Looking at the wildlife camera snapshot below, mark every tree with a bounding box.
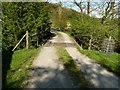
[101,0,117,23]
[74,0,84,13]
[74,0,100,16]
[2,2,51,50]
[87,0,90,15]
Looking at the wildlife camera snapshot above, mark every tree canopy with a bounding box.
[2,2,51,50]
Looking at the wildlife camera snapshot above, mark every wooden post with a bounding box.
[88,35,92,50]
[26,31,28,49]
[80,44,83,50]
[37,41,38,46]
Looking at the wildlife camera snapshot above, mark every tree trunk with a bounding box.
[26,31,28,49]
[74,1,83,13]
[101,0,115,23]
[87,0,90,16]
[111,0,115,19]
[101,2,110,23]
[58,2,62,29]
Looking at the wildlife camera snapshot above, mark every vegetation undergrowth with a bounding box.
[6,47,41,88]
[57,46,91,88]
[77,47,120,77]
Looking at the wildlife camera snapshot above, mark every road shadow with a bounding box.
[2,47,13,88]
[25,66,80,88]
[74,58,120,88]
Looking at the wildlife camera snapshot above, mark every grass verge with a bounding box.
[6,47,41,88]
[77,47,120,77]
[57,46,90,88]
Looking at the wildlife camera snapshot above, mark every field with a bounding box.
[6,47,41,88]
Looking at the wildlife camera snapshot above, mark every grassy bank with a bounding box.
[57,47,90,88]
[6,47,41,88]
[77,47,120,77]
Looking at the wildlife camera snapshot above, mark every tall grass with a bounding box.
[77,47,120,77]
[6,47,41,88]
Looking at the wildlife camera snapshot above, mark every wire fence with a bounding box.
[101,36,115,53]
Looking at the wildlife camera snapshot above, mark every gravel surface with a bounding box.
[59,32,120,88]
[66,47,120,88]
[26,31,120,88]
[25,32,79,88]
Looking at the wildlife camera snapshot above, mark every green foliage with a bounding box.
[7,47,41,88]
[2,2,51,50]
[49,3,74,29]
[69,15,119,51]
[77,47,120,76]
[49,3,119,52]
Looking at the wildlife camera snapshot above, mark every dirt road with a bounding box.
[26,31,119,88]
[59,32,120,88]
[26,32,79,88]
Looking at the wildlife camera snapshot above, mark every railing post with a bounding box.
[88,35,92,50]
[26,31,28,49]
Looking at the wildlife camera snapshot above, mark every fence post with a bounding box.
[26,31,28,49]
[88,35,92,50]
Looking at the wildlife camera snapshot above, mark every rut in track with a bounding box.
[26,31,120,88]
[25,32,79,88]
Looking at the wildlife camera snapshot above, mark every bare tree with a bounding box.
[101,0,116,23]
[111,0,115,19]
[74,0,103,16]
[73,0,86,13]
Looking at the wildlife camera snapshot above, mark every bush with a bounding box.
[2,2,51,50]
